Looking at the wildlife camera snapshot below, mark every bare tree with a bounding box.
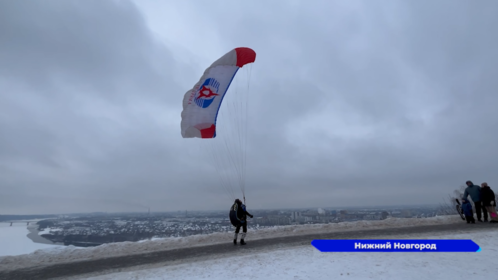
[437,194,457,215]
[438,185,470,215]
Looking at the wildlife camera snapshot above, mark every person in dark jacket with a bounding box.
[480,182,496,206]
[461,198,475,224]
[462,180,485,222]
[229,199,253,245]
[481,182,497,223]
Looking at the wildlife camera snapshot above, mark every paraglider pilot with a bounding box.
[230,199,253,245]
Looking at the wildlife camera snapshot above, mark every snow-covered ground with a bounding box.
[0,215,463,271]
[0,222,60,257]
[79,229,498,280]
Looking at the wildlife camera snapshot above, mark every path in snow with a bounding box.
[0,218,497,280]
[80,229,498,280]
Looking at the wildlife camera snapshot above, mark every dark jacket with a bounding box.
[229,201,252,226]
[481,186,496,206]
[461,200,473,217]
[463,181,481,202]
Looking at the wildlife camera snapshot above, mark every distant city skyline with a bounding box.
[1,202,445,218]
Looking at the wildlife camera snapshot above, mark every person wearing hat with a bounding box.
[462,180,484,222]
[229,199,254,245]
[481,182,496,222]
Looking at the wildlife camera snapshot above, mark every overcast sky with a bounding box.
[1,0,497,214]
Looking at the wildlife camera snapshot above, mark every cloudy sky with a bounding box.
[1,0,497,214]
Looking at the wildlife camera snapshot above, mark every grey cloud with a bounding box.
[1,0,498,214]
[194,0,498,207]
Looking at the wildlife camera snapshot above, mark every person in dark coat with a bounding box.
[462,180,485,222]
[461,198,475,224]
[481,182,497,223]
[229,199,253,245]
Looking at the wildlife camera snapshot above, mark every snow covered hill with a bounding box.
[79,229,498,280]
[0,215,464,272]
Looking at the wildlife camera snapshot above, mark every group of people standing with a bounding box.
[461,180,498,223]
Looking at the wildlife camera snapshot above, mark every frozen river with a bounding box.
[0,222,61,257]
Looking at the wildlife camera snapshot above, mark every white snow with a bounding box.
[0,223,61,257]
[0,215,462,271]
[38,227,51,235]
[38,227,63,235]
[114,220,127,226]
[80,229,498,280]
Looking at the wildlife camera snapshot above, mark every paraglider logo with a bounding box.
[194,78,220,108]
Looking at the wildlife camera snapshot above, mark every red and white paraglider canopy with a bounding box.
[181,47,256,139]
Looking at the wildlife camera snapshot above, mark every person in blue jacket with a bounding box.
[229,199,253,245]
[461,198,475,224]
[462,180,485,222]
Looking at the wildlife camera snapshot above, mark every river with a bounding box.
[0,221,61,257]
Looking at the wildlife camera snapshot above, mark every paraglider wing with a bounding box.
[181,47,256,138]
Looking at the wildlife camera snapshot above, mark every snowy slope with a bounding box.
[0,215,462,271]
[80,229,498,280]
